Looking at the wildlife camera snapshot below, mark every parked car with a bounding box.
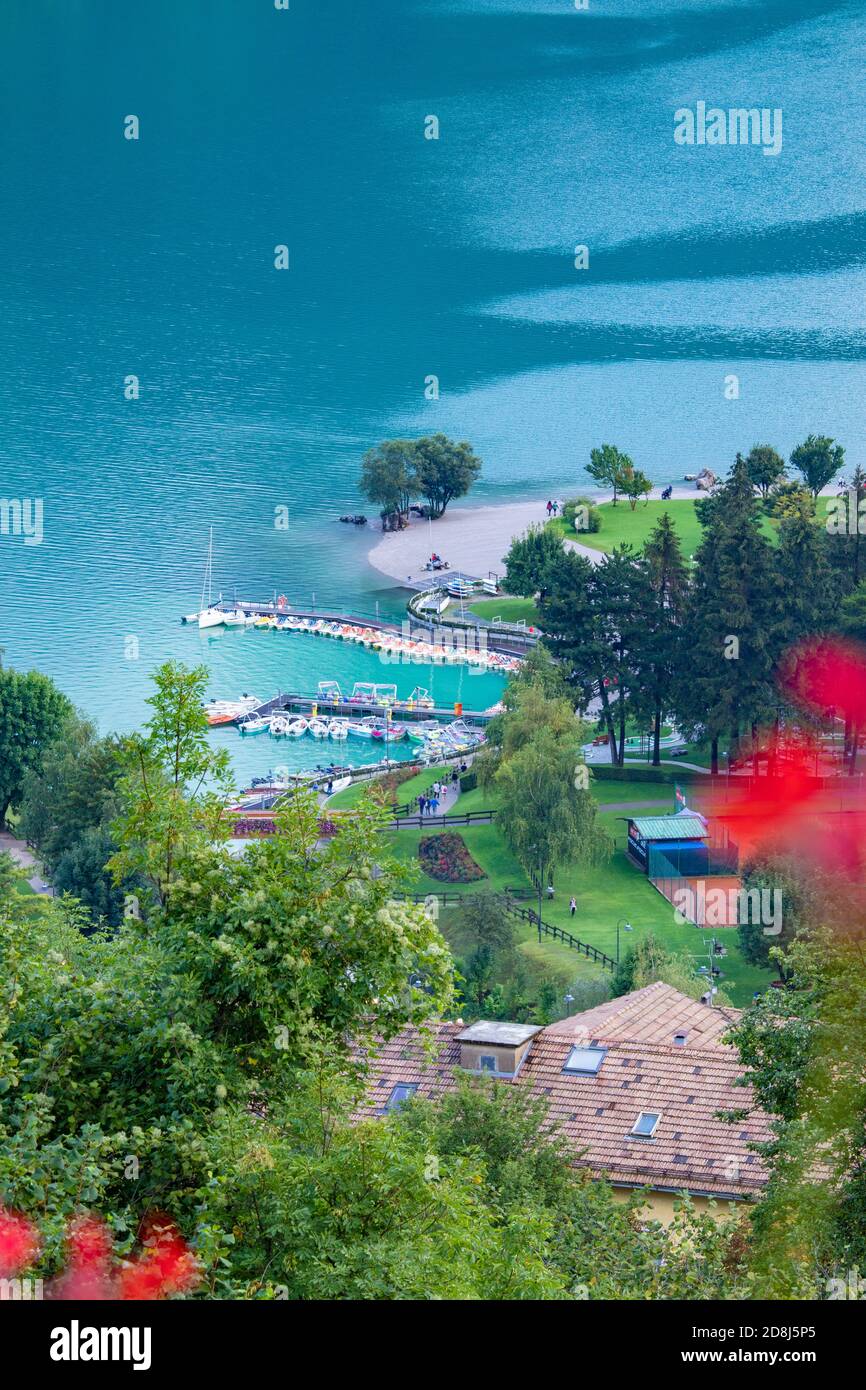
[667,744,690,757]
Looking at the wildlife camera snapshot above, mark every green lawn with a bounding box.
[381,789,773,1005]
[326,767,447,811]
[585,778,674,807]
[550,498,775,559]
[385,821,530,899]
[466,596,540,626]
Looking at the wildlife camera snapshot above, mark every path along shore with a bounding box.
[366,487,703,589]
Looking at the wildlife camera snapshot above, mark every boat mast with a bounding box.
[201,527,214,612]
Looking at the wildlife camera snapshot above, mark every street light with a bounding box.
[616,918,633,964]
[529,844,545,943]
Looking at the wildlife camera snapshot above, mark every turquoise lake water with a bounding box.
[1,0,864,777]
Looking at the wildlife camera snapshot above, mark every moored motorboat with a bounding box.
[239,715,270,736]
[308,718,330,739]
[286,717,308,737]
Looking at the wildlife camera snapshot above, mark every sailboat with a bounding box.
[198,528,225,629]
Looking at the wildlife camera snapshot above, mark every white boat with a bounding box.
[222,608,248,627]
[269,716,289,737]
[308,718,329,739]
[329,719,349,740]
[286,717,308,738]
[239,715,270,736]
[346,719,376,738]
[198,528,225,628]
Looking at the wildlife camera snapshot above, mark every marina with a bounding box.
[181,599,528,672]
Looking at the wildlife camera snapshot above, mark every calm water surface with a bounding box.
[0,0,863,773]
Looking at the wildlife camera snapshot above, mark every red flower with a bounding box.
[0,1208,38,1277]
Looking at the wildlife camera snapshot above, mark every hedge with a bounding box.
[589,764,702,785]
[459,772,477,793]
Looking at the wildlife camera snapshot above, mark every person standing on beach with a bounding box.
[546,499,552,517]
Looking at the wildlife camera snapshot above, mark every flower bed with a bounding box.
[418,832,485,883]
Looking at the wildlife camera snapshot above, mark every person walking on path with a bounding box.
[569,896,577,917]
[419,795,427,817]
[430,794,439,816]
[545,499,552,517]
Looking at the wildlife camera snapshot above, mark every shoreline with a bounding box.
[365,486,708,589]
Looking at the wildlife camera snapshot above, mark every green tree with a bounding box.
[673,455,780,774]
[612,933,704,997]
[18,713,130,925]
[0,667,73,822]
[745,444,786,499]
[587,443,633,506]
[631,515,690,765]
[412,433,481,518]
[619,463,653,510]
[503,524,565,600]
[730,928,866,1293]
[0,851,17,906]
[538,549,622,762]
[109,661,234,905]
[478,682,610,895]
[790,434,845,498]
[359,438,418,517]
[736,851,816,975]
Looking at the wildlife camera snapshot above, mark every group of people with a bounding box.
[417,769,459,817]
[545,499,561,517]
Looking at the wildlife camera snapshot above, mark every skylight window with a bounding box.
[631,1111,661,1138]
[385,1083,419,1113]
[563,1045,607,1075]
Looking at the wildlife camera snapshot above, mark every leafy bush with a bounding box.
[419,832,485,883]
[459,771,477,793]
[562,496,601,534]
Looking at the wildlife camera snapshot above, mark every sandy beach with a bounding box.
[366,486,702,588]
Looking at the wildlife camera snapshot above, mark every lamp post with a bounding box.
[529,844,544,943]
[616,918,633,965]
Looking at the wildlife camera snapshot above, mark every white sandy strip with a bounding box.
[367,498,553,586]
[366,486,707,587]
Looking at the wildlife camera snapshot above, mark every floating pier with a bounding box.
[241,691,494,727]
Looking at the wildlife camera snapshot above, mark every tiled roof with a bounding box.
[356,985,771,1200]
[543,981,742,1048]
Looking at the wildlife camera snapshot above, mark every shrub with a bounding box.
[459,772,477,793]
[562,496,601,534]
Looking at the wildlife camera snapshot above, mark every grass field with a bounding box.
[379,779,772,1005]
[550,498,776,558]
[466,596,540,626]
[325,767,451,811]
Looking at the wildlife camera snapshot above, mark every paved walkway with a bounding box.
[0,831,53,894]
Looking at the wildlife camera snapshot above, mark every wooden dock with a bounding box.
[183,599,535,658]
[249,691,495,725]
